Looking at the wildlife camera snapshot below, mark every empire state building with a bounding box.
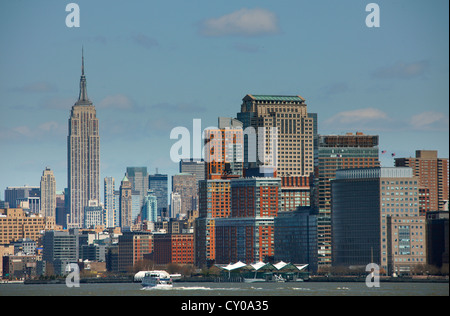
[68,50,100,228]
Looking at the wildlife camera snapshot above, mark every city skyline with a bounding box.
[0,0,449,199]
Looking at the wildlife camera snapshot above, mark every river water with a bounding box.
[0,281,448,296]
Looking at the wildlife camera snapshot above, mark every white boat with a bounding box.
[244,278,266,283]
[141,271,173,289]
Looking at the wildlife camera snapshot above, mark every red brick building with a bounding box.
[395,150,449,214]
[153,233,194,265]
[215,178,281,264]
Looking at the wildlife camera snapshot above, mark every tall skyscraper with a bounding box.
[40,167,56,219]
[204,117,244,180]
[148,173,168,217]
[237,94,316,177]
[142,190,158,223]
[180,159,206,183]
[125,167,148,208]
[104,177,116,228]
[172,173,198,217]
[67,50,100,228]
[395,150,449,213]
[119,176,132,229]
[170,192,182,219]
[313,132,380,266]
[195,179,231,267]
[215,177,281,264]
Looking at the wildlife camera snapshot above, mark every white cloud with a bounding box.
[199,8,279,37]
[409,111,449,131]
[324,108,449,133]
[0,121,64,141]
[98,94,135,110]
[325,108,388,125]
[372,60,429,79]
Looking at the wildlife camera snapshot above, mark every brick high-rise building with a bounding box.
[280,176,312,212]
[153,233,194,265]
[204,117,244,180]
[195,179,231,267]
[215,177,281,264]
[117,231,153,273]
[0,208,54,245]
[68,50,100,228]
[395,150,449,214]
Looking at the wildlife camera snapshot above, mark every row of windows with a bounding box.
[381,181,418,185]
[394,258,424,262]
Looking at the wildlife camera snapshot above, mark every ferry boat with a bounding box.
[141,271,173,289]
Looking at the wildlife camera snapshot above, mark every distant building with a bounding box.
[195,179,231,267]
[331,167,426,275]
[40,167,56,219]
[426,211,449,270]
[314,132,380,267]
[204,117,244,180]
[395,150,449,213]
[280,176,311,212]
[55,190,67,228]
[237,94,316,177]
[215,177,281,264]
[119,176,132,229]
[152,233,194,265]
[274,208,318,272]
[4,186,40,211]
[180,159,206,183]
[0,208,54,245]
[125,167,149,208]
[12,238,37,255]
[117,231,153,273]
[172,173,198,217]
[42,229,80,275]
[84,201,103,228]
[0,201,9,209]
[170,192,182,219]
[104,177,116,228]
[142,190,158,223]
[2,253,37,279]
[148,173,168,218]
[67,51,100,228]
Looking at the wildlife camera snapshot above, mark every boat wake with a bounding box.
[141,286,241,291]
[292,287,311,291]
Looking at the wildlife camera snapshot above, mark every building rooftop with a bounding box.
[245,94,305,102]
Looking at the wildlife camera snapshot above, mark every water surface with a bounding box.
[0,281,448,296]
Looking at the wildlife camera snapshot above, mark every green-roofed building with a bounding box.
[237,94,317,178]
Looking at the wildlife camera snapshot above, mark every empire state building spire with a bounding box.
[68,48,100,228]
[76,47,92,105]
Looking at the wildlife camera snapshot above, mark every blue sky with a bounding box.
[0,0,448,199]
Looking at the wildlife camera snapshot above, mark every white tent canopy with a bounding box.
[215,261,308,273]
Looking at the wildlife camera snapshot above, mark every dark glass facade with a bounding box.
[331,178,381,266]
